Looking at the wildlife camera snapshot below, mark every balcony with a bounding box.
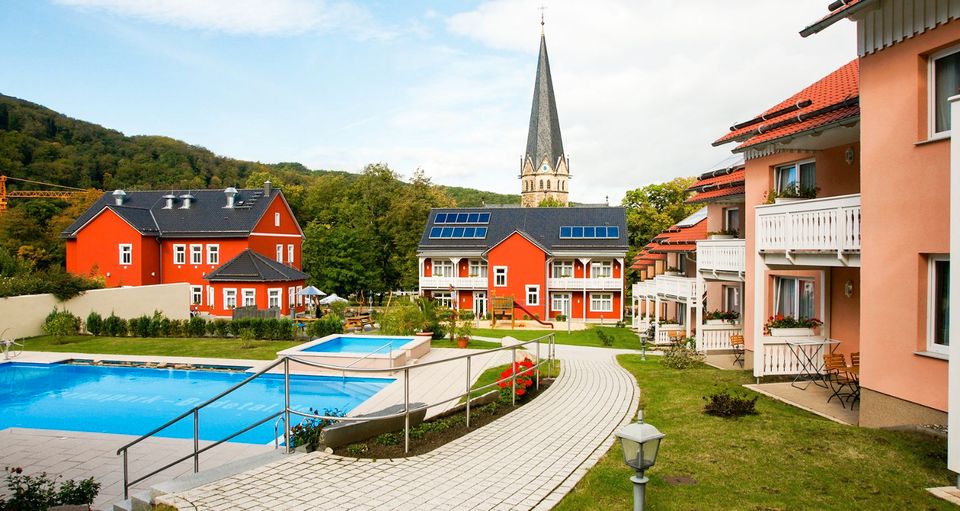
[756,193,861,267]
[655,275,700,303]
[547,277,622,291]
[697,239,745,279]
[419,276,488,289]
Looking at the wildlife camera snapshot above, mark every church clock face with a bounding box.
[541,164,549,173]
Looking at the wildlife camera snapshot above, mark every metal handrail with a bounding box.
[341,341,394,378]
[118,332,556,500]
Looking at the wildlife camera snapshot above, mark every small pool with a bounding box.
[0,362,393,444]
[279,334,432,369]
[303,336,415,354]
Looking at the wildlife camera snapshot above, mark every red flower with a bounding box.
[516,388,526,396]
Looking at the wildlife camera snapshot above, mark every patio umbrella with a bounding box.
[319,293,348,305]
[298,285,327,298]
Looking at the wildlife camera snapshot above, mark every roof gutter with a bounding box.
[732,96,858,149]
[800,0,877,37]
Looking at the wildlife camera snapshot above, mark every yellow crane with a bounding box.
[0,175,94,214]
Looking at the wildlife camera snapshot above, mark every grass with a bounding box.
[430,337,502,350]
[555,356,954,510]
[471,326,641,350]
[464,360,561,402]
[22,335,301,360]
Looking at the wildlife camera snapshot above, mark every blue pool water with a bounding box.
[303,336,413,354]
[0,362,392,444]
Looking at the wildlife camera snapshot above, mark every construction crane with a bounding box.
[0,175,94,214]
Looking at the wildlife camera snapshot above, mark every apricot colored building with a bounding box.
[61,183,307,317]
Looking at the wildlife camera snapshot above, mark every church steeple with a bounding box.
[521,25,569,207]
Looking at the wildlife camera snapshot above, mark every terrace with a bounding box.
[756,193,861,267]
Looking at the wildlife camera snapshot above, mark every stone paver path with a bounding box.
[158,345,639,510]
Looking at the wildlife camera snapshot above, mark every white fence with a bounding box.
[698,324,743,351]
[756,194,861,254]
[418,276,488,289]
[547,277,622,290]
[655,276,700,302]
[757,339,826,377]
[697,239,746,275]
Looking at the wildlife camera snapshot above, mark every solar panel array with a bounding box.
[430,211,491,239]
[429,226,489,239]
[559,226,621,239]
[434,212,491,224]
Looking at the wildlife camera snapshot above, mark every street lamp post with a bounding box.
[615,411,665,511]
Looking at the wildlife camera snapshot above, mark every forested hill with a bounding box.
[0,93,517,292]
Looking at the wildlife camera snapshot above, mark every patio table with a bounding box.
[784,338,840,390]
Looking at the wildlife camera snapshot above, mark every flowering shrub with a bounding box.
[704,309,739,323]
[763,315,823,335]
[290,407,346,451]
[0,466,100,510]
[498,358,536,401]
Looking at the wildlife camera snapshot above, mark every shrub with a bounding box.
[102,313,127,337]
[85,311,103,336]
[128,315,151,338]
[307,314,344,338]
[238,327,256,349]
[703,391,759,417]
[498,358,536,402]
[42,307,80,340]
[275,318,295,340]
[555,314,567,322]
[212,319,230,338]
[660,342,704,370]
[375,432,401,446]
[290,407,346,451]
[0,467,100,510]
[345,443,369,457]
[188,316,207,337]
[379,301,423,335]
[596,329,614,347]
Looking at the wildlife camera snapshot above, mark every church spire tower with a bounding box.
[520,19,569,207]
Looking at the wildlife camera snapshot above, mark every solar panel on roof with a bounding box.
[435,213,447,223]
[676,207,708,227]
[433,211,491,225]
[559,225,622,239]
[428,225,488,240]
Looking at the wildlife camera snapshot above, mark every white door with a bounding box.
[473,291,487,318]
[552,293,571,318]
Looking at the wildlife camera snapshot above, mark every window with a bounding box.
[724,208,740,233]
[723,285,741,315]
[551,293,571,313]
[190,244,203,265]
[775,160,816,195]
[526,285,540,306]
[207,244,219,265]
[774,277,815,319]
[468,259,488,278]
[287,244,294,265]
[559,226,621,239]
[207,286,214,308]
[677,303,687,325]
[118,244,132,265]
[289,287,296,310]
[591,261,613,279]
[590,293,613,312]
[268,288,282,309]
[552,261,574,278]
[546,180,551,190]
[173,245,186,265]
[928,255,950,354]
[931,46,960,135]
[676,256,686,274]
[494,267,507,287]
[433,260,454,278]
[224,289,237,309]
[274,212,281,227]
[191,286,203,305]
[296,286,303,306]
[242,289,256,307]
[539,180,544,190]
[276,244,283,263]
[433,291,453,308]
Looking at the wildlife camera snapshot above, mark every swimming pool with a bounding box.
[0,362,392,444]
[303,336,416,353]
[279,334,432,369]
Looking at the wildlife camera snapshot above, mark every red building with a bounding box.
[61,182,307,316]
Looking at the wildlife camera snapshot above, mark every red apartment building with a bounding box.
[61,182,307,317]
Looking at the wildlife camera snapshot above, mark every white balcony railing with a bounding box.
[655,275,700,302]
[632,281,656,298]
[756,193,861,255]
[697,239,746,275]
[418,276,488,289]
[757,338,826,377]
[697,324,743,352]
[548,277,622,291]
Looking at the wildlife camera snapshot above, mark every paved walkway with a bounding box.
[157,346,639,510]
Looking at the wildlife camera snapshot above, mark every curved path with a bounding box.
[158,346,639,511]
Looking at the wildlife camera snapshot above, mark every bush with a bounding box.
[345,443,369,457]
[41,307,80,340]
[276,318,295,340]
[703,391,759,417]
[188,316,207,337]
[379,301,423,335]
[211,319,230,337]
[375,432,401,446]
[555,314,567,322]
[0,467,100,510]
[290,407,346,451]
[102,313,127,337]
[307,314,344,338]
[128,315,151,338]
[238,327,256,349]
[85,311,103,336]
[660,342,704,370]
[596,329,614,347]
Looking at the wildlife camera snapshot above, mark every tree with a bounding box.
[537,197,565,208]
[622,176,698,251]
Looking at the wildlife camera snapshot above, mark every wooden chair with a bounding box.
[850,352,860,368]
[729,335,745,368]
[823,353,856,409]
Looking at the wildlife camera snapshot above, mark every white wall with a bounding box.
[0,283,191,339]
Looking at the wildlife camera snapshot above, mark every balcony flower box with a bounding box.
[663,271,680,276]
[708,234,735,240]
[773,197,804,204]
[763,315,822,336]
[706,319,735,326]
[768,327,816,337]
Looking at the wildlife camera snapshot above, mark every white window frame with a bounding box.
[773,276,816,319]
[118,244,132,265]
[274,212,281,227]
[173,244,186,265]
[468,259,488,278]
[591,261,613,279]
[590,292,613,313]
[191,285,203,305]
[268,288,282,309]
[722,285,741,315]
[296,285,303,306]
[242,288,256,307]
[724,208,740,233]
[927,254,950,355]
[190,244,203,265]
[552,260,574,278]
[929,44,960,138]
[224,288,238,309]
[206,244,219,265]
[433,291,454,308]
[526,285,540,306]
[287,244,295,265]
[276,244,283,263]
[551,292,571,312]
[289,287,296,310]
[494,266,508,287]
[774,159,816,195]
[433,260,454,278]
[207,286,215,308]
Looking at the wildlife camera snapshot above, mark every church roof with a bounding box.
[525,32,565,170]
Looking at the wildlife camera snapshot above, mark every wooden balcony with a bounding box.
[418,276,488,289]
[548,277,622,291]
[756,193,861,267]
[697,239,745,279]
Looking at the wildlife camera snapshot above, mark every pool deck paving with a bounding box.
[156,345,640,511]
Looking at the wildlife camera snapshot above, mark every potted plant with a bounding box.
[663,266,681,276]
[441,308,474,348]
[704,309,739,325]
[763,315,823,336]
[764,186,820,204]
[707,229,738,240]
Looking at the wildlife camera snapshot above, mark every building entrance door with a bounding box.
[473,291,487,319]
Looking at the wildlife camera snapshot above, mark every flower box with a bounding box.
[706,319,735,326]
[774,197,804,204]
[708,234,735,240]
[768,327,816,337]
[663,271,680,276]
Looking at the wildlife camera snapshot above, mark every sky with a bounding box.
[0,1,857,204]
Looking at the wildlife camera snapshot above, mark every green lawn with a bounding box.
[471,326,641,350]
[22,335,301,360]
[555,356,953,510]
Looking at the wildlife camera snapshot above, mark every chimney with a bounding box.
[162,193,176,209]
[112,189,126,206]
[224,187,238,208]
[179,193,194,209]
[264,180,272,196]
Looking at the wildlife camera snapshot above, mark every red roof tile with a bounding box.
[714,60,859,152]
[649,218,708,253]
[687,167,746,204]
[687,185,746,204]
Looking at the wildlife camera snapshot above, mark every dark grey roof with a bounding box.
[61,188,290,238]
[417,207,628,253]
[525,33,565,170]
[204,249,308,282]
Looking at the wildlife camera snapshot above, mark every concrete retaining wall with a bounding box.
[0,283,191,339]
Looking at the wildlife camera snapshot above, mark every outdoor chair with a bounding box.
[823,353,856,409]
[730,334,745,368]
[851,352,860,368]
